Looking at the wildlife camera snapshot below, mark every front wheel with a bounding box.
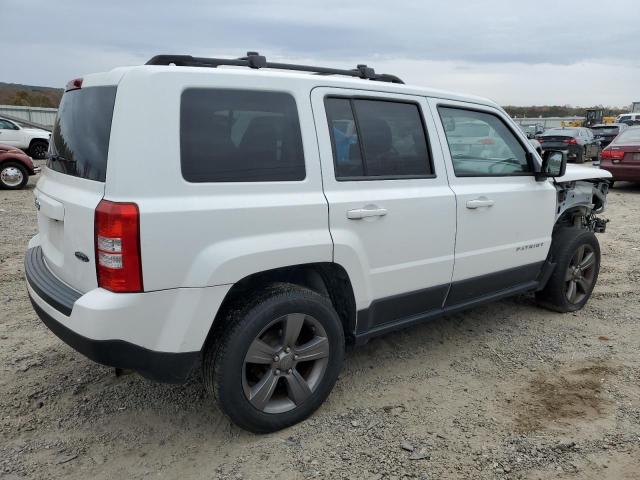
[536,228,600,312]
[203,283,345,433]
[29,140,48,160]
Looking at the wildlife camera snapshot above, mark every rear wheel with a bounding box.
[29,140,48,160]
[574,148,585,164]
[0,162,28,189]
[203,283,345,433]
[536,228,600,312]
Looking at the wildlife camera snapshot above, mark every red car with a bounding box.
[0,143,40,189]
[600,126,640,185]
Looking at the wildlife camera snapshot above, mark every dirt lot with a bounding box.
[1,170,639,480]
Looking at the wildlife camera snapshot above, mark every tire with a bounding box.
[536,228,600,313]
[0,162,29,190]
[29,140,48,160]
[575,148,585,164]
[203,283,345,433]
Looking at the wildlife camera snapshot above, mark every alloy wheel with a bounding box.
[564,244,596,304]
[242,313,330,414]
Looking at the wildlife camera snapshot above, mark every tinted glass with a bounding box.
[48,87,116,182]
[613,128,640,145]
[181,89,305,182]
[353,100,430,177]
[592,126,619,135]
[325,98,364,177]
[438,107,530,176]
[543,128,578,136]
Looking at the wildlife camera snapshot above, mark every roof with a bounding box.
[81,55,499,109]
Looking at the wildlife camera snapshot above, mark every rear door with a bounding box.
[34,85,116,293]
[430,99,556,306]
[311,88,456,332]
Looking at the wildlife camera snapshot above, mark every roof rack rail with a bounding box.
[145,52,404,84]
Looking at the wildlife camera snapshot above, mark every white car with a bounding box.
[0,117,50,159]
[25,53,612,433]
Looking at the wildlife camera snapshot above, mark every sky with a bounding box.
[3,0,640,107]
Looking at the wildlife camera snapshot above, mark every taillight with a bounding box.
[95,200,143,293]
[65,78,83,92]
[563,138,578,145]
[601,149,625,160]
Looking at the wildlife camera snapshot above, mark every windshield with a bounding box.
[48,86,116,182]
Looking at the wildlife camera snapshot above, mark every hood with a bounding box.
[22,127,51,136]
[555,164,612,183]
[0,143,23,153]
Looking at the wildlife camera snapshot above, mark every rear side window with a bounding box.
[325,97,432,179]
[181,89,305,182]
[48,86,117,182]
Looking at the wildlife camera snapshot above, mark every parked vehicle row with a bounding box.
[25,53,612,432]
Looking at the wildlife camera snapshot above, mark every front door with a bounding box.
[429,99,557,306]
[311,88,456,333]
[0,119,22,147]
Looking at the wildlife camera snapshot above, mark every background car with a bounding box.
[0,117,50,159]
[0,143,40,189]
[538,127,600,163]
[616,113,640,126]
[591,123,628,149]
[600,126,640,185]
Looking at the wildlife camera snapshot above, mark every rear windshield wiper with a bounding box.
[48,154,75,163]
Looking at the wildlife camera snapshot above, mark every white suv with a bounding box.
[0,117,50,159]
[25,53,612,432]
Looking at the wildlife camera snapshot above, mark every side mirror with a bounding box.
[537,150,567,180]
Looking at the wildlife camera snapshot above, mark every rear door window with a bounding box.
[180,89,305,182]
[48,86,117,182]
[325,97,432,179]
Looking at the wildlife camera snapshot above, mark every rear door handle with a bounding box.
[466,198,495,209]
[347,206,388,220]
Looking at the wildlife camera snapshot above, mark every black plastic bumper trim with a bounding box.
[28,296,199,383]
[25,246,81,316]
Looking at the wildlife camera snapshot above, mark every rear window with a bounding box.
[180,89,305,182]
[48,86,116,182]
[591,126,620,135]
[543,128,578,136]
[612,128,640,145]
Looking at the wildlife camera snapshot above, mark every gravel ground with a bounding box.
[1,169,639,480]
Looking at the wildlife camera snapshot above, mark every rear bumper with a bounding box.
[28,296,199,383]
[25,245,231,383]
[600,164,640,181]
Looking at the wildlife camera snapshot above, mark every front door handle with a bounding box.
[347,206,388,220]
[466,198,495,209]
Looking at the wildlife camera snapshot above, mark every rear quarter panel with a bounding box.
[105,68,332,291]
